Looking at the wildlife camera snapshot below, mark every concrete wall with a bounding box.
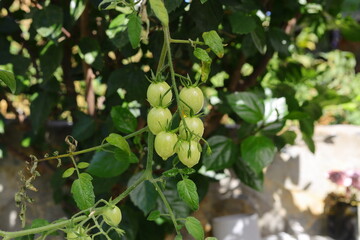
[195,125,360,238]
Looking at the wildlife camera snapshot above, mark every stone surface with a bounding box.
[263,232,334,240]
[0,153,66,232]
[1,124,359,239]
[258,125,360,236]
[194,125,360,239]
[0,121,67,236]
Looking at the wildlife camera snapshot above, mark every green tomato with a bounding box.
[147,107,172,134]
[155,131,178,160]
[66,227,91,240]
[179,87,204,115]
[103,205,122,226]
[177,140,201,168]
[147,81,173,107]
[179,117,204,140]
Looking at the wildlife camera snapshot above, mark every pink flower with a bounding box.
[328,170,352,187]
[351,172,360,190]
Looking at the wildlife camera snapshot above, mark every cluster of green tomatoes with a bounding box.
[147,76,204,168]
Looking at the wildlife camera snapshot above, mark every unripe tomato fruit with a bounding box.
[179,87,204,114]
[103,205,122,226]
[155,131,178,160]
[147,82,173,107]
[177,140,201,168]
[179,117,204,140]
[147,107,172,135]
[66,227,91,240]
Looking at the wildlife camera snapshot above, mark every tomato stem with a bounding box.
[170,39,205,46]
[152,180,181,235]
[37,126,149,162]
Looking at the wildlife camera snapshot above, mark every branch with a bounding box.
[37,127,148,162]
[228,52,246,92]
[61,40,77,113]
[80,2,96,116]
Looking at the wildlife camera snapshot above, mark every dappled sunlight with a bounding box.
[9,210,17,228]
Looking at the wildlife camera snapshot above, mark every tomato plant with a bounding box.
[0,0,359,239]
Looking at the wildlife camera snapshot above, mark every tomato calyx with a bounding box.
[66,226,90,240]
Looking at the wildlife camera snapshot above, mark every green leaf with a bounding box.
[175,235,183,240]
[241,136,276,173]
[32,5,63,38]
[200,0,208,3]
[202,136,236,171]
[189,0,223,34]
[149,0,169,26]
[226,92,265,124]
[279,131,297,145]
[285,111,310,120]
[234,158,263,191]
[70,0,86,22]
[106,133,131,155]
[202,30,224,58]
[0,17,21,34]
[157,179,191,218]
[164,0,183,12]
[251,25,267,54]
[129,171,158,215]
[105,14,129,50]
[302,101,322,120]
[228,12,257,34]
[78,37,103,70]
[302,132,315,153]
[268,27,290,57]
[77,162,90,169]
[106,66,147,101]
[194,48,212,82]
[30,93,56,134]
[40,42,63,81]
[110,106,137,134]
[194,48,212,63]
[299,118,314,136]
[338,17,360,42]
[0,70,16,93]
[200,61,211,82]
[127,13,142,49]
[62,168,75,178]
[71,173,95,210]
[177,179,199,210]
[31,219,49,228]
[185,217,204,240]
[147,210,161,221]
[87,150,130,178]
[180,168,196,175]
[71,111,96,141]
[129,152,139,163]
[163,168,179,177]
